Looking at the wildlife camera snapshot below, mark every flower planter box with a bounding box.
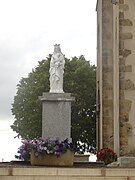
[30,150,74,166]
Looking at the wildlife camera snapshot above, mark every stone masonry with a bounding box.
[96,0,135,157]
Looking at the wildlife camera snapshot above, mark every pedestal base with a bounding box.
[118,157,135,167]
[40,93,75,140]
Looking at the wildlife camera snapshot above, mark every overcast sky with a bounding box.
[0,0,97,122]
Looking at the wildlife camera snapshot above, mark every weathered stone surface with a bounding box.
[120,99,132,113]
[119,65,132,72]
[102,90,113,99]
[31,150,74,166]
[103,99,113,106]
[102,74,113,83]
[102,31,112,39]
[119,12,124,19]
[119,73,125,80]
[103,117,113,142]
[2,166,135,179]
[107,161,120,167]
[118,157,135,167]
[120,137,128,145]
[124,49,132,57]
[102,49,113,56]
[120,122,132,137]
[103,135,114,150]
[119,113,129,123]
[119,40,124,50]
[103,83,113,90]
[121,33,133,40]
[119,49,131,57]
[99,0,114,150]
[97,0,135,159]
[102,66,113,73]
[74,154,89,162]
[121,79,135,90]
[119,4,129,11]
[119,0,124,4]
[119,19,133,26]
[119,90,124,97]
[40,93,75,140]
[120,145,129,156]
[124,65,132,72]
[103,109,110,116]
[102,0,112,9]
[120,122,132,155]
[119,57,126,66]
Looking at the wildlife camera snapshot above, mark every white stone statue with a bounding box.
[49,44,65,93]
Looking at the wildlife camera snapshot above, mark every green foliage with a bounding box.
[11,55,96,152]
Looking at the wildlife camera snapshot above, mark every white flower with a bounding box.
[43,147,47,150]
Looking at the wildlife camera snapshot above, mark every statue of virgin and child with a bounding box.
[49,44,65,93]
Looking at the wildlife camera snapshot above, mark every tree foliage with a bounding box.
[11,55,96,152]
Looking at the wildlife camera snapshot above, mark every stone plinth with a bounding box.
[118,157,135,167]
[40,93,75,140]
[74,154,90,162]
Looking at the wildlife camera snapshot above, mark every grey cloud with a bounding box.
[0,32,51,120]
[0,39,32,120]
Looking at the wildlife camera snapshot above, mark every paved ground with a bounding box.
[0,161,105,168]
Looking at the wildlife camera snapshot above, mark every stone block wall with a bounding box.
[97,0,135,156]
[119,0,135,156]
[100,0,114,149]
[1,167,135,179]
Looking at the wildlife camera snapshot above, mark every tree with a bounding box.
[11,55,96,152]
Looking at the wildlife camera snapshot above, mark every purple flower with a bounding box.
[15,137,76,161]
[19,155,22,159]
[54,145,60,151]
[49,150,53,154]
[48,139,53,143]
[55,151,60,157]
[22,150,26,155]
[59,143,63,151]
[54,138,59,144]
[63,139,68,144]
[37,148,42,153]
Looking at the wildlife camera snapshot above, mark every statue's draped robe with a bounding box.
[49,52,65,93]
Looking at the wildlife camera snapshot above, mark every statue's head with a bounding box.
[54,44,61,53]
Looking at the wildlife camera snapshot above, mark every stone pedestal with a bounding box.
[118,157,135,167]
[40,93,75,140]
[74,154,90,162]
